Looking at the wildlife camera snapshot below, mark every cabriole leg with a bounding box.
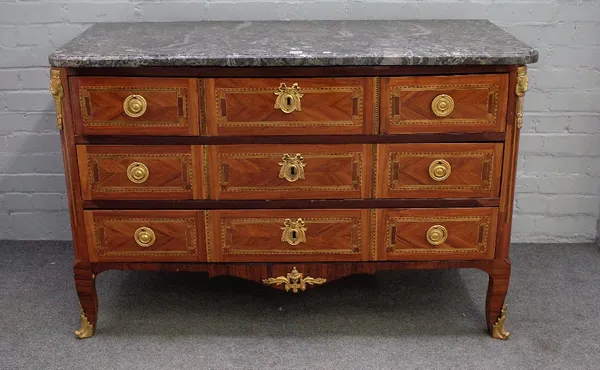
[486,259,511,340]
[74,262,98,339]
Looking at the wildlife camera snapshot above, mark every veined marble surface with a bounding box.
[49,20,538,68]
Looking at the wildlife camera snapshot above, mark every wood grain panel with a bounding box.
[77,145,201,200]
[377,143,503,198]
[377,207,497,261]
[204,77,374,135]
[70,76,200,136]
[84,210,204,262]
[381,74,508,133]
[208,144,372,200]
[208,209,371,262]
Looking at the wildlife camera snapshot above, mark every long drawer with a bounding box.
[77,143,502,200]
[83,208,497,263]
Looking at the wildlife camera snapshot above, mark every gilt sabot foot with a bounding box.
[74,304,95,339]
[491,304,510,340]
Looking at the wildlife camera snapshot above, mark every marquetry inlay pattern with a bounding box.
[86,153,194,193]
[217,152,363,192]
[91,216,198,257]
[387,151,495,191]
[389,83,500,126]
[215,86,364,127]
[220,217,362,255]
[385,216,491,255]
[79,86,188,126]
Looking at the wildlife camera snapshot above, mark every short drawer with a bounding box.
[71,77,200,135]
[207,209,371,262]
[77,145,203,200]
[84,210,204,262]
[377,208,497,261]
[376,143,502,198]
[380,74,508,133]
[209,144,372,200]
[204,77,375,135]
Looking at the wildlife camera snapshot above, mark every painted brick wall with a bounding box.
[0,0,599,242]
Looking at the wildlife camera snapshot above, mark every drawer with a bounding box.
[377,208,497,261]
[71,77,200,136]
[207,209,372,262]
[380,74,508,133]
[209,144,372,200]
[376,143,502,198]
[204,77,375,136]
[77,145,204,200]
[84,210,204,262]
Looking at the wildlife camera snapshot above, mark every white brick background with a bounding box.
[0,0,598,242]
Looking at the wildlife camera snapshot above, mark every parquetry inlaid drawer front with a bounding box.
[77,145,203,200]
[377,208,498,261]
[204,77,375,136]
[71,77,200,136]
[84,210,204,262]
[377,143,503,198]
[207,209,371,262]
[208,144,372,200]
[380,74,508,133]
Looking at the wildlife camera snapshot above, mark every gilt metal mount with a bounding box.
[263,267,326,293]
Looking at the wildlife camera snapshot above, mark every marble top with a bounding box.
[49,20,538,68]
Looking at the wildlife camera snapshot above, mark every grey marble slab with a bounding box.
[49,20,537,68]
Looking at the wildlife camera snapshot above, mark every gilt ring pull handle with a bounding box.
[279,153,306,183]
[429,159,451,182]
[431,94,454,117]
[123,94,147,118]
[134,227,156,248]
[127,162,150,184]
[281,218,307,246]
[274,83,303,114]
[426,225,448,246]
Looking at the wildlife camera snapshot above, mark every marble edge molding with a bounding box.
[47,20,539,68]
[48,53,539,68]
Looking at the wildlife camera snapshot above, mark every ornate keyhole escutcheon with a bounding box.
[279,153,306,182]
[274,83,303,114]
[281,218,307,246]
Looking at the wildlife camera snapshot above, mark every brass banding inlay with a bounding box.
[127,162,150,183]
[426,225,448,246]
[431,94,455,117]
[134,227,156,248]
[123,94,147,118]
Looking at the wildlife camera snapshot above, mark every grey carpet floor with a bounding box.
[1,241,599,370]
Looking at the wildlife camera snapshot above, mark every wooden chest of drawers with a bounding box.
[49,20,536,340]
